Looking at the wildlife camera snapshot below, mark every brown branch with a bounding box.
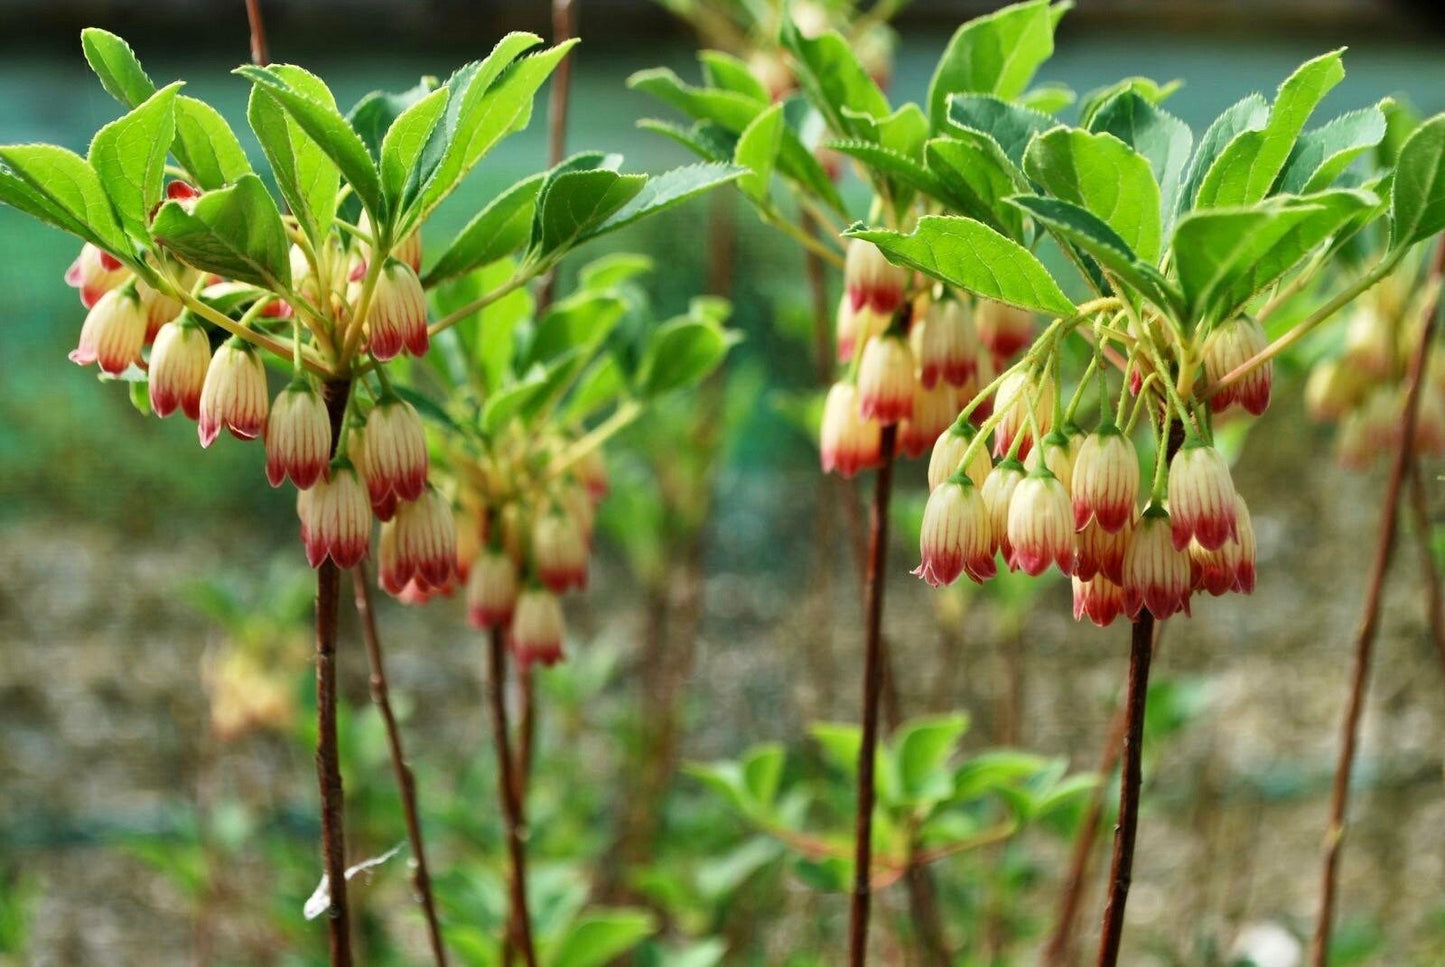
[535,0,578,313]
[352,565,449,966]
[316,379,354,966]
[488,627,538,967]
[1310,235,1445,967]
[1408,461,1445,680]
[848,423,898,967]
[243,0,269,66]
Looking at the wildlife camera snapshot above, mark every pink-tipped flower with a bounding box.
[1123,506,1192,619]
[912,297,977,388]
[357,211,422,274]
[1027,426,1083,492]
[820,382,883,477]
[975,300,1034,360]
[857,334,915,425]
[844,239,907,316]
[575,447,608,501]
[1073,575,1127,627]
[1071,425,1139,533]
[913,476,995,586]
[136,278,184,343]
[379,488,457,594]
[70,285,146,375]
[1335,388,1398,469]
[532,509,589,593]
[1075,517,1132,585]
[1168,442,1238,551]
[298,463,372,569]
[899,380,956,458]
[265,381,332,489]
[981,458,1027,563]
[510,588,566,669]
[928,421,991,492]
[1190,493,1257,596]
[1304,359,1367,423]
[360,259,428,360]
[836,296,889,365]
[992,369,1054,459]
[466,550,519,628]
[356,397,429,504]
[64,243,126,308]
[1202,316,1271,416]
[198,339,268,447]
[1006,469,1075,576]
[147,318,211,419]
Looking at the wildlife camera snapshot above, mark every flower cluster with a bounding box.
[1303,278,1445,468]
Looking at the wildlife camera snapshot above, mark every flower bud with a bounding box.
[198,339,269,447]
[1336,388,1398,469]
[466,550,519,628]
[1342,305,1393,378]
[1304,358,1368,422]
[844,239,906,316]
[575,447,608,501]
[820,382,883,477]
[64,243,126,308]
[928,421,991,492]
[533,508,589,593]
[748,49,794,102]
[1168,442,1238,551]
[1006,469,1075,576]
[911,298,977,388]
[913,476,995,586]
[975,301,1034,359]
[1202,317,1271,416]
[981,458,1027,562]
[358,210,422,273]
[356,397,429,504]
[147,318,211,419]
[298,463,371,569]
[1123,506,1192,619]
[510,589,566,669]
[265,381,332,489]
[1071,425,1139,532]
[1026,426,1083,492]
[992,369,1054,459]
[1415,388,1445,459]
[837,296,889,365]
[360,259,429,360]
[1190,493,1257,597]
[1073,575,1126,627]
[857,334,915,424]
[71,286,146,375]
[898,380,956,459]
[135,278,184,343]
[379,488,457,595]
[1075,517,1132,585]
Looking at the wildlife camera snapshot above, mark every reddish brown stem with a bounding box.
[316,379,354,966]
[535,0,578,311]
[1310,236,1445,966]
[352,565,449,967]
[1408,461,1445,679]
[848,423,898,967]
[244,0,269,66]
[489,627,538,967]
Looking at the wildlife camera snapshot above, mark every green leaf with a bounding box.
[172,96,252,190]
[577,163,744,245]
[1389,113,1445,250]
[348,81,436,160]
[87,82,180,239]
[531,169,647,258]
[1087,91,1193,226]
[780,22,889,140]
[953,749,1051,801]
[742,744,785,808]
[926,134,1026,239]
[418,39,577,220]
[1079,76,1182,127]
[381,85,450,214]
[636,118,732,163]
[826,140,942,209]
[578,252,653,289]
[946,94,1053,168]
[636,315,736,396]
[560,356,625,424]
[247,76,340,249]
[848,216,1074,315]
[524,291,627,368]
[699,50,768,103]
[0,144,129,254]
[1194,50,1346,209]
[1008,195,1181,313]
[1019,82,1076,115]
[548,909,657,967]
[1172,189,1376,324]
[1277,104,1387,195]
[1025,126,1163,264]
[927,0,1062,127]
[893,714,969,807]
[809,722,863,777]
[424,172,546,285]
[151,173,291,289]
[734,103,784,202]
[1177,94,1269,214]
[236,64,385,220]
[80,29,156,108]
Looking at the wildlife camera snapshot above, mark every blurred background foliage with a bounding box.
[3,2,1445,966]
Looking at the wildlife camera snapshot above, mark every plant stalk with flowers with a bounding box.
[7,25,739,964]
[639,0,1445,960]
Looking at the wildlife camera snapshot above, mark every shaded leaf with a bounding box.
[1390,113,1445,250]
[151,173,291,289]
[1024,126,1163,263]
[1087,90,1192,226]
